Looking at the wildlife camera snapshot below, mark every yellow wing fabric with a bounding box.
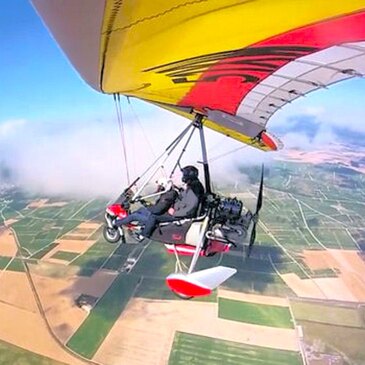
[32,0,365,150]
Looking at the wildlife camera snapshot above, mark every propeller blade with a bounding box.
[246,164,264,259]
[246,222,256,258]
[256,164,264,214]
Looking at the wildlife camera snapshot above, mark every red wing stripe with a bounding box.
[178,11,365,114]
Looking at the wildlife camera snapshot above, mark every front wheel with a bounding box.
[172,290,193,300]
[103,225,121,243]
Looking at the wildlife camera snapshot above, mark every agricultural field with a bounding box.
[218,298,294,328]
[1,158,365,363]
[290,298,365,364]
[0,340,68,365]
[66,274,139,358]
[168,332,303,365]
[291,299,364,328]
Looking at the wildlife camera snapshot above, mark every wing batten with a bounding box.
[32,1,365,148]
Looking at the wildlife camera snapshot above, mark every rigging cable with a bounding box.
[113,93,131,185]
[127,97,157,160]
[209,144,249,162]
[127,97,170,179]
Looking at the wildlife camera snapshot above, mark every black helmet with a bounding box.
[181,165,199,183]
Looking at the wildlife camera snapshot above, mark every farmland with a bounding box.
[168,332,302,365]
[218,298,294,328]
[1,159,365,363]
[66,274,139,358]
[0,340,68,365]
[290,298,365,364]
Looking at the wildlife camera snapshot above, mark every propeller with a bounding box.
[246,164,264,258]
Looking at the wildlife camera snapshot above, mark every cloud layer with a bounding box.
[0,110,267,199]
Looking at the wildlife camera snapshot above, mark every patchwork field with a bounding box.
[93,296,299,365]
[66,274,139,358]
[1,160,365,363]
[290,298,365,365]
[168,332,302,365]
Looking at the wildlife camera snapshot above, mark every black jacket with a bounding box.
[147,188,178,215]
[173,180,205,218]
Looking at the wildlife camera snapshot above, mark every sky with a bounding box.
[1,1,365,198]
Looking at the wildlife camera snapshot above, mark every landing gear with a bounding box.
[103,225,123,243]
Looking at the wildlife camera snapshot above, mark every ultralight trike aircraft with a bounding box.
[32,0,365,297]
[103,112,266,299]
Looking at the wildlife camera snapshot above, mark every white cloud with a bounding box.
[0,111,268,199]
[0,119,27,138]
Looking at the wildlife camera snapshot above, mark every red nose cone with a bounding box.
[261,131,278,151]
[166,277,212,297]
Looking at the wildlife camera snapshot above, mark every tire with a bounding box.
[103,225,121,243]
[172,290,193,300]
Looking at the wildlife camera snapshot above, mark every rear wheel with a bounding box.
[103,225,121,243]
[172,290,193,300]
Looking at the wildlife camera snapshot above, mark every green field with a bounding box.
[218,298,294,328]
[102,243,137,271]
[290,299,364,328]
[0,256,25,272]
[50,250,80,261]
[168,332,302,365]
[12,218,80,255]
[0,340,67,365]
[72,239,116,276]
[31,242,59,259]
[66,273,139,358]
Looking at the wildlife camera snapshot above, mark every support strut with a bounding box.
[193,113,212,194]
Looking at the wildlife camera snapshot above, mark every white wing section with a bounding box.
[237,42,365,127]
[188,266,237,289]
[166,266,237,297]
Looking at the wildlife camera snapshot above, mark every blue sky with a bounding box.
[1,0,365,128]
[1,0,115,122]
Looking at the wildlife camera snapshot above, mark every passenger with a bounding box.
[139,165,205,240]
[113,178,178,229]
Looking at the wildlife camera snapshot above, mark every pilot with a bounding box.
[113,177,178,229]
[139,165,205,240]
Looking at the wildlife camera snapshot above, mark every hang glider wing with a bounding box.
[32,0,365,150]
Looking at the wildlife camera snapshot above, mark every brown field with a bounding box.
[277,147,365,174]
[0,271,88,365]
[281,273,326,299]
[26,199,68,209]
[41,221,101,264]
[0,228,17,256]
[0,271,37,312]
[26,199,49,209]
[77,222,101,230]
[42,239,96,263]
[43,202,68,207]
[94,297,298,365]
[32,270,118,342]
[284,249,365,301]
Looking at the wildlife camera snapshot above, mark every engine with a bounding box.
[208,196,253,245]
[214,197,243,223]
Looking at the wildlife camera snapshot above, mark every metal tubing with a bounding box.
[188,215,210,274]
[170,126,196,178]
[132,122,195,200]
[195,115,212,194]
